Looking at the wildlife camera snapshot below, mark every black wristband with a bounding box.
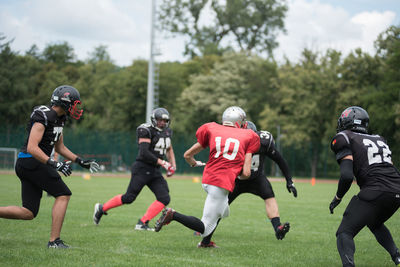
[75,157,82,163]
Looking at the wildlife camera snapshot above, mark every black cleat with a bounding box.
[275,222,290,240]
[47,238,70,249]
[93,203,107,225]
[135,219,155,231]
[197,241,219,248]
[155,208,175,232]
[392,252,400,266]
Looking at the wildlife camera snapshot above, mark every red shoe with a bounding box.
[155,208,175,232]
[197,241,219,248]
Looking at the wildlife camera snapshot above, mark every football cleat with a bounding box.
[135,219,155,231]
[155,208,175,232]
[392,252,400,266]
[47,238,70,249]
[197,241,219,248]
[275,222,290,240]
[93,203,107,225]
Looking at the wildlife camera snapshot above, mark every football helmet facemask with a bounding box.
[222,106,246,128]
[337,106,369,134]
[245,121,257,132]
[51,85,83,120]
[151,108,170,131]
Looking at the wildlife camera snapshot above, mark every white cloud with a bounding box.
[0,0,398,66]
[275,0,397,62]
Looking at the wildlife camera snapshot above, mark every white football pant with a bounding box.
[200,184,230,237]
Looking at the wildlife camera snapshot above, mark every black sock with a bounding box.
[271,217,281,231]
[173,212,205,233]
[202,219,221,244]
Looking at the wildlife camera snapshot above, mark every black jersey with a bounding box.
[250,130,276,179]
[21,105,66,157]
[331,130,400,193]
[136,123,172,166]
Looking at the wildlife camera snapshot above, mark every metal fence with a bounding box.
[0,126,340,178]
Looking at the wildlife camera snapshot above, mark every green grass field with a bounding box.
[0,173,399,267]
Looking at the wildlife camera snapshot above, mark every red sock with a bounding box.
[102,194,123,212]
[141,200,165,222]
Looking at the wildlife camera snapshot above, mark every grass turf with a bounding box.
[0,173,399,266]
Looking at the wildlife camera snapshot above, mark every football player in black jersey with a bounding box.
[93,108,176,231]
[330,106,400,266]
[197,121,297,247]
[0,85,100,249]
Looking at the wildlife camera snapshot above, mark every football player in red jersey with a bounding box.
[154,106,260,248]
[197,121,296,244]
[0,85,99,248]
[330,106,400,266]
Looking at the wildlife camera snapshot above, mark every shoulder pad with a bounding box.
[331,132,352,161]
[137,123,152,139]
[259,130,273,149]
[31,105,56,126]
[137,123,152,130]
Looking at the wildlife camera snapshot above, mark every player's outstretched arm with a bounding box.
[184,142,205,167]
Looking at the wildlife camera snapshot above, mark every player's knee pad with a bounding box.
[157,194,170,206]
[221,204,230,218]
[121,193,137,204]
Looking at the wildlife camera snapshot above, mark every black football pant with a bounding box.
[121,161,170,206]
[336,189,400,266]
[15,158,72,217]
[229,174,275,203]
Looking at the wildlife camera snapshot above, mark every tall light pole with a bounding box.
[146,0,157,123]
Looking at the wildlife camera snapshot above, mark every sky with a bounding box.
[1,0,399,66]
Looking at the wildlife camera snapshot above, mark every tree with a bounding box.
[260,49,342,178]
[158,0,287,57]
[174,52,272,134]
[42,41,76,66]
[0,36,41,126]
[87,45,112,64]
[371,25,400,165]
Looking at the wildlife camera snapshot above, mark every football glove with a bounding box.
[329,195,342,214]
[47,159,72,177]
[76,157,100,173]
[191,161,206,167]
[286,180,297,197]
[166,166,176,177]
[161,160,172,171]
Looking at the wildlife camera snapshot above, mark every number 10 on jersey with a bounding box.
[214,137,240,160]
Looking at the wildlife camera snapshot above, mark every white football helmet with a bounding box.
[222,106,246,128]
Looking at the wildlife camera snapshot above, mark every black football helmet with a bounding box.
[151,108,170,131]
[51,85,83,119]
[245,121,257,132]
[337,106,369,133]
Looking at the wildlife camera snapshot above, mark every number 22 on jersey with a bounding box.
[363,138,392,165]
[214,137,240,160]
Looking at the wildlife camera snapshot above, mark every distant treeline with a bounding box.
[0,25,399,178]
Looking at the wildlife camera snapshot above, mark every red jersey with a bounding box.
[196,122,260,192]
